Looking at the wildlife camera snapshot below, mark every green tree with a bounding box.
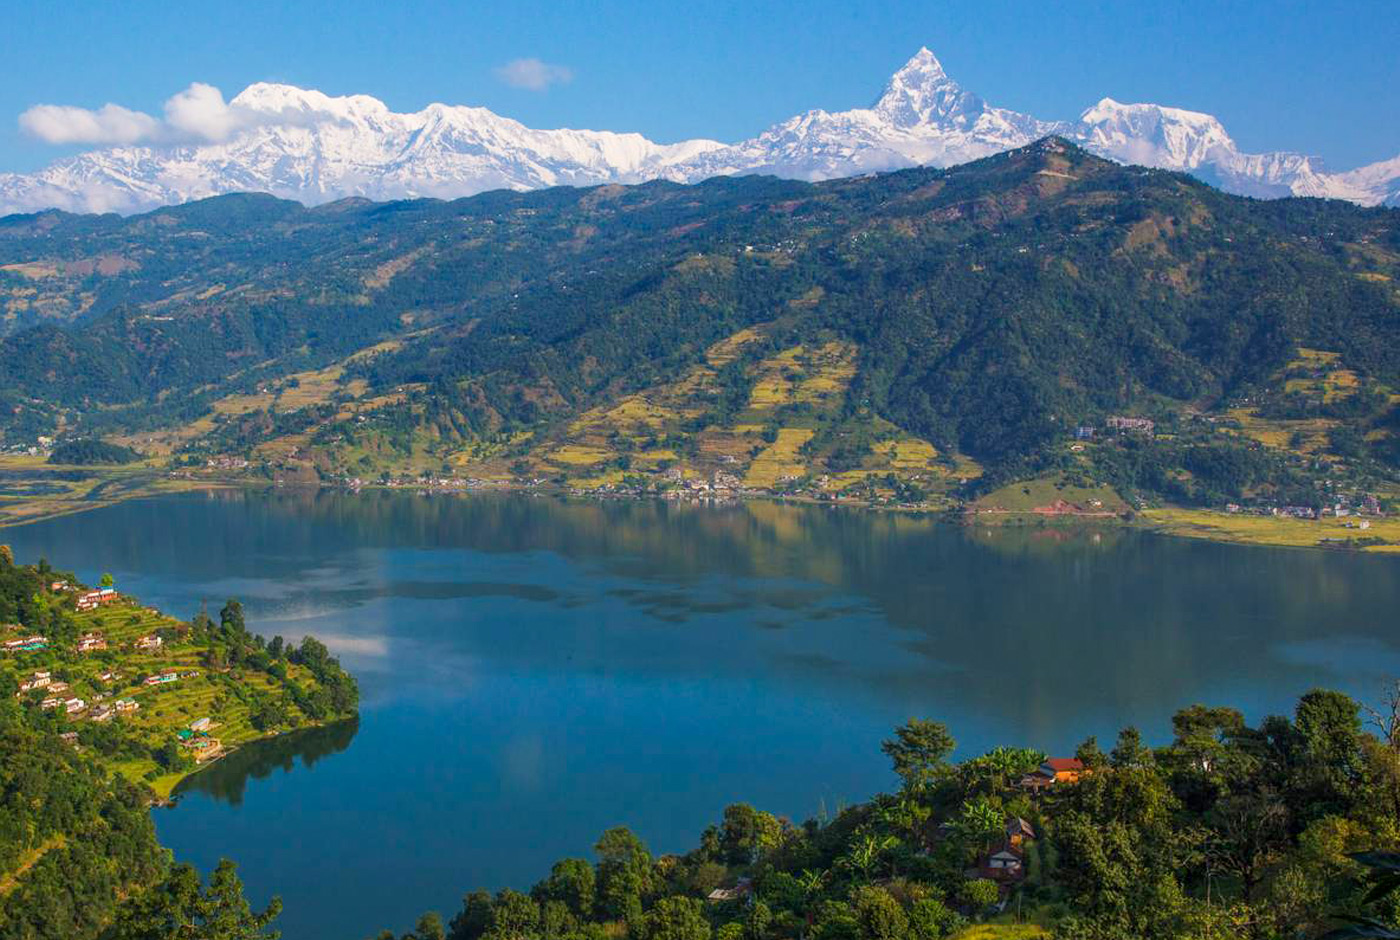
[447,890,493,940]
[1109,727,1151,769]
[956,879,999,918]
[486,889,539,940]
[839,833,898,884]
[719,803,782,866]
[104,859,282,939]
[594,827,652,920]
[882,719,956,791]
[952,798,1002,856]
[220,600,246,636]
[851,886,908,940]
[1295,688,1365,815]
[414,913,447,940]
[907,898,957,940]
[99,572,114,588]
[641,897,710,940]
[745,900,771,940]
[532,858,595,918]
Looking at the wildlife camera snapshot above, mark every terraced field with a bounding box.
[9,596,350,799]
[531,326,960,498]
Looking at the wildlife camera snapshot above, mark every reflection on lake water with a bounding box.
[171,718,360,807]
[5,489,1398,940]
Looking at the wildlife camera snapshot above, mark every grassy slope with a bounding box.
[13,599,341,799]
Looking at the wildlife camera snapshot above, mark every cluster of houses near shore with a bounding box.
[961,757,1090,886]
[177,717,224,763]
[17,666,141,722]
[6,579,237,769]
[704,756,1091,907]
[75,587,120,612]
[4,583,179,724]
[1224,492,1385,521]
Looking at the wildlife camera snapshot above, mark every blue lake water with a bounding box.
[4,489,1398,939]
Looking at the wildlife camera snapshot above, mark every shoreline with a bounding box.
[3,470,1397,556]
[151,717,357,805]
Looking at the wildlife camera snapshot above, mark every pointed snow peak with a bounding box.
[1080,97,1125,121]
[874,47,983,129]
[897,47,948,81]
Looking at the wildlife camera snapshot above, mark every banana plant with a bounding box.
[1319,852,1400,939]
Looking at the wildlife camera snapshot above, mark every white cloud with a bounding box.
[19,102,161,145]
[163,82,243,142]
[494,58,573,92]
[17,82,332,147]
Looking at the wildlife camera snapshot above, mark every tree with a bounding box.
[952,798,1002,857]
[485,889,538,940]
[532,858,594,918]
[745,900,771,940]
[99,572,114,588]
[448,890,493,940]
[1075,736,1107,771]
[907,899,958,940]
[882,719,956,791]
[1295,689,1365,816]
[851,886,908,940]
[594,827,652,920]
[1109,727,1151,769]
[220,600,247,636]
[641,897,710,940]
[956,879,999,918]
[1207,790,1289,903]
[414,913,447,940]
[719,803,782,866]
[104,859,282,939]
[839,833,898,884]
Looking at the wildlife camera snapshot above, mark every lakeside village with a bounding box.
[175,406,1400,521]
[706,758,1091,909]
[5,582,225,764]
[182,410,1398,520]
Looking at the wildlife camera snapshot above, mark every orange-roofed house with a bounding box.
[1038,757,1087,784]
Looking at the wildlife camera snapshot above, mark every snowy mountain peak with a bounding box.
[874,46,980,128]
[2,49,1398,216]
[890,46,949,84]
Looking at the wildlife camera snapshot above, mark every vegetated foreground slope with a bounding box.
[1,138,1398,511]
[377,689,1400,940]
[0,547,357,939]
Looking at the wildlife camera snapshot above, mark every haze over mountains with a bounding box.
[2,47,1398,216]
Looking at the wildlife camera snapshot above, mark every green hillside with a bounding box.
[2,138,1399,519]
[0,548,357,938]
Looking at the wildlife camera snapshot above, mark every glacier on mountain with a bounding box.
[2,48,1396,215]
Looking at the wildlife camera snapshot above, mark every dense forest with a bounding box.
[45,439,141,466]
[375,689,1400,940]
[0,139,1397,506]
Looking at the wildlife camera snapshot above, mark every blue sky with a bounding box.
[1,0,1397,173]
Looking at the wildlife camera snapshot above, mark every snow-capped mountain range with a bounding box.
[3,48,1397,216]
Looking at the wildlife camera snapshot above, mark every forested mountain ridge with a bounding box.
[1,138,1398,512]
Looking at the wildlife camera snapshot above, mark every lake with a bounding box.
[5,489,1398,939]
